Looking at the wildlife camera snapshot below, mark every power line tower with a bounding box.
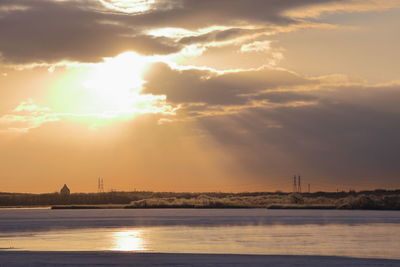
[298,175,301,193]
[293,175,297,193]
[98,177,104,193]
[308,183,311,193]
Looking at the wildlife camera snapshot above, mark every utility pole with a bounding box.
[308,183,310,193]
[298,175,301,193]
[293,175,297,193]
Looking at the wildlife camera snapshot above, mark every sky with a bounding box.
[0,0,399,193]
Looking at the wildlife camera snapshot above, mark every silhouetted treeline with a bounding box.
[0,189,399,209]
[0,192,131,206]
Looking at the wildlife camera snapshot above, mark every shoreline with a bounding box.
[0,251,399,266]
[50,204,393,210]
[0,204,397,210]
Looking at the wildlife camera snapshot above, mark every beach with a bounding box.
[1,252,400,267]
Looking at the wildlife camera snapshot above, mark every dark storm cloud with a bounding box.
[197,84,400,187]
[0,0,344,64]
[143,63,312,105]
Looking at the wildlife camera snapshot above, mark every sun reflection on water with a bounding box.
[112,230,147,251]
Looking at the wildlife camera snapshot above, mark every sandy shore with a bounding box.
[0,252,399,266]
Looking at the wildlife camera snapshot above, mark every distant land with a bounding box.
[0,190,399,210]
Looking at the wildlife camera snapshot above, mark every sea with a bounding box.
[0,209,399,259]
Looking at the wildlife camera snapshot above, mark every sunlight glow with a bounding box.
[99,0,156,13]
[81,52,176,119]
[82,52,148,114]
[49,52,176,122]
[112,230,146,251]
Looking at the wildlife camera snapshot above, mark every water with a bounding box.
[0,209,399,259]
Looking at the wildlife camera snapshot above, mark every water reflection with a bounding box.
[112,230,146,251]
[1,224,399,259]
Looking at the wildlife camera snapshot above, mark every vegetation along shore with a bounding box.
[1,190,399,210]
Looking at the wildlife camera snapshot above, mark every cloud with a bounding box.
[98,0,159,14]
[195,82,400,187]
[0,99,59,132]
[0,91,177,132]
[98,0,400,30]
[179,28,265,46]
[118,0,336,29]
[142,63,313,106]
[241,41,272,53]
[139,59,400,187]
[286,0,400,19]
[1,0,394,64]
[0,0,182,64]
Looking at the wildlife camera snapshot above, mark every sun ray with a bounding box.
[47,52,175,124]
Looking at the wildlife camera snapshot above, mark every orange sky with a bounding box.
[0,0,399,193]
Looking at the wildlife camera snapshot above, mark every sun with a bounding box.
[48,51,174,123]
[82,52,149,116]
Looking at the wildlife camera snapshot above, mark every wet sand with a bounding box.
[0,252,399,266]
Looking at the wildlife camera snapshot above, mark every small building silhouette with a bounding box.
[60,184,70,196]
